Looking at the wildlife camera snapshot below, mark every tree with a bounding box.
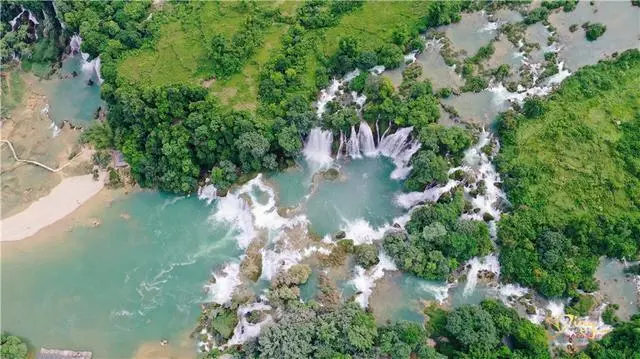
[235,131,270,172]
[445,305,500,354]
[276,125,302,157]
[0,333,28,359]
[376,44,403,69]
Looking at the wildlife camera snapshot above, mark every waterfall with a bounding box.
[316,80,340,117]
[52,1,66,29]
[303,127,334,170]
[70,34,82,53]
[358,122,376,156]
[336,131,345,160]
[375,120,380,144]
[70,35,104,84]
[378,127,413,158]
[377,127,421,179]
[346,126,361,159]
[463,255,501,296]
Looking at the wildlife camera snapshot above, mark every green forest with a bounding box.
[496,50,640,298]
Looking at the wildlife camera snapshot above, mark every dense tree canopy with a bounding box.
[496,50,640,297]
[384,191,492,280]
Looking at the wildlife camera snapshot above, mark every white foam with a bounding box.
[394,179,459,209]
[205,262,242,305]
[303,127,334,171]
[404,51,418,64]
[212,192,256,249]
[370,65,386,75]
[197,184,217,205]
[463,254,501,296]
[225,302,273,346]
[352,252,397,307]
[420,282,452,303]
[260,247,302,281]
[342,218,389,245]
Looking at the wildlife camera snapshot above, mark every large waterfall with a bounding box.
[358,122,376,156]
[378,127,421,179]
[303,128,334,170]
[346,126,361,159]
[303,122,421,179]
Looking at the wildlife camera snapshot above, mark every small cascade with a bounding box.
[352,252,397,308]
[69,35,104,84]
[460,131,505,226]
[317,80,340,117]
[394,179,460,209]
[197,184,217,205]
[358,122,376,157]
[378,127,414,158]
[463,254,501,296]
[52,1,66,29]
[225,302,273,346]
[346,125,361,159]
[70,34,82,53]
[378,127,421,180]
[375,120,380,144]
[9,6,38,39]
[204,263,242,305]
[303,127,334,170]
[316,69,361,117]
[336,130,346,160]
[352,91,367,109]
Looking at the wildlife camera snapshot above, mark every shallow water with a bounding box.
[442,90,509,126]
[1,192,241,358]
[595,258,639,320]
[442,11,498,56]
[40,54,104,127]
[549,1,640,71]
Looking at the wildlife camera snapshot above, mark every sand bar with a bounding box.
[1,174,104,242]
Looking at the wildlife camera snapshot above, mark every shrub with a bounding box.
[583,22,607,41]
[354,244,380,269]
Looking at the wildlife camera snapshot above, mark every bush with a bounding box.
[272,264,312,288]
[353,244,380,269]
[0,333,28,359]
[583,22,606,41]
[92,150,112,168]
[524,8,549,25]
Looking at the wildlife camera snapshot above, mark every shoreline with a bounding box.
[1,174,106,242]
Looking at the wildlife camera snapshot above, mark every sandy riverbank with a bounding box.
[1,174,105,242]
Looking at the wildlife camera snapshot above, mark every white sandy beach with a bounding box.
[1,174,104,242]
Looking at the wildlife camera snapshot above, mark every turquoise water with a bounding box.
[305,157,405,236]
[1,192,241,358]
[41,55,104,127]
[1,156,408,358]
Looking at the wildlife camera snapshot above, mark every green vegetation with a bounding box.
[0,71,25,118]
[353,243,379,269]
[523,7,549,25]
[384,191,492,280]
[425,300,550,358]
[583,22,607,41]
[496,49,640,297]
[601,304,620,326]
[541,0,578,12]
[0,333,28,359]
